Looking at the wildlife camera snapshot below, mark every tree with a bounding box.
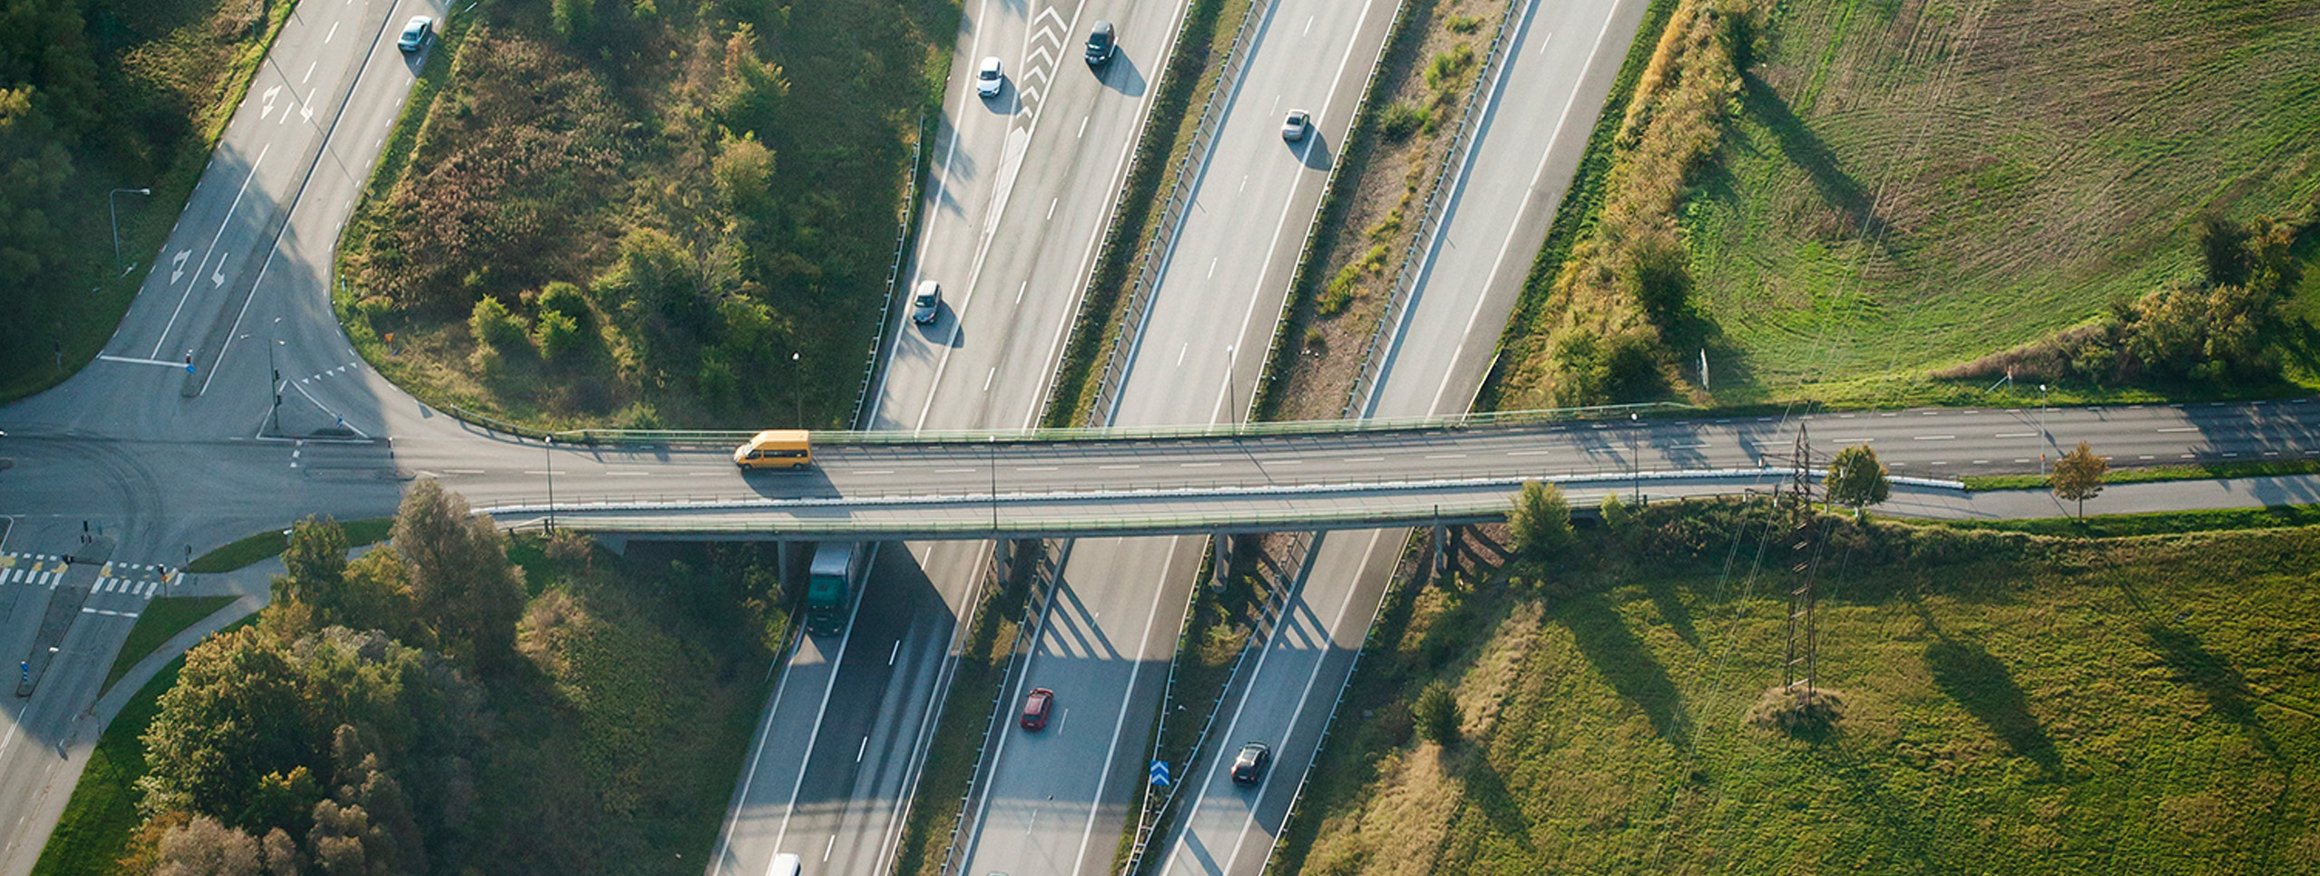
[2052,441,2108,519]
[391,481,525,670]
[139,627,307,820]
[1823,444,1890,519]
[154,815,264,876]
[273,517,349,609]
[1413,681,1461,744]
[1506,481,1573,565]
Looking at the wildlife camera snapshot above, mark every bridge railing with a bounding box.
[458,400,1701,447]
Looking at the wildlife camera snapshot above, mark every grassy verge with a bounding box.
[29,660,186,876]
[1930,504,2320,539]
[1278,510,2320,873]
[184,517,390,574]
[892,545,1039,876]
[1045,0,1256,427]
[1,0,297,402]
[1254,0,1502,422]
[99,595,236,695]
[1962,459,2320,492]
[1474,0,1681,410]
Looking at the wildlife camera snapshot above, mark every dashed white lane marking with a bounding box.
[444,468,486,474]
[1342,456,1385,463]
[1017,466,1059,472]
[302,61,316,83]
[2156,426,2200,433]
[1507,449,1554,456]
[1100,464,1140,470]
[325,21,338,43]
[1047,198,1058,220]
[1993,432,2037,438]
[984,367,997,392]
[1181,462,1221,468]
[848,470,895,476]
[1077,115,1089,139]
[1426,453,1467,460]
[1829,437,1871,444]
[935,468,977,474]
[1913,435,1955,441]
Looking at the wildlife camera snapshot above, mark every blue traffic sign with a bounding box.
[1148,759,1171,787]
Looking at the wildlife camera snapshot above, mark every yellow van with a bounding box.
[734,429,813,470]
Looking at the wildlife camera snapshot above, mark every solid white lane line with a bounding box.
[153,141,272,358]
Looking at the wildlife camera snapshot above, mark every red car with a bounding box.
[1020,687,1055,731]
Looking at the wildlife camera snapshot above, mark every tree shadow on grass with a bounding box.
[1640,575,1699,647]
[1561,593,1690,745]
[2142,624,2266,738]
[1739,72,1891,244]
[1923,639,2063,778]
[1454,749,1539,861]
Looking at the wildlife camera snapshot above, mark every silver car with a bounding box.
[1282,110,1311,142]
[397,16,433,53]
[912,281,942,324]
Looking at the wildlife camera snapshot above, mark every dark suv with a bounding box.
[1229,741,1271,785]
[1085,21,1117,66]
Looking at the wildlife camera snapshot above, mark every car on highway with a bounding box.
[397,16,433,53]
[976,57,1004,98]
[767,852,802,876]
[1229,741,1271,785]
[1085,21,1117,66]
[734,429,813,471]
[911,280,942,324]
[1020,687,1055,731]
[1281,110,1311,142]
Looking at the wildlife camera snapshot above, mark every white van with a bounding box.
[768,853,803,876]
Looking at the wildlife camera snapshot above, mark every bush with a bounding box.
[1378,102,1430,143]
[1508,481,1574,565]
[468,297,529,351]
[1413,681,1460,743]
[534,309,585,360]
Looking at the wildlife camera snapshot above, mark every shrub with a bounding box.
[1413,681,1460,743]
[468,297,529,351]
[537,281,590,324]
[1378,102,1429,143]
[1445,15,1483,34]
[1508,481,1574,565]
[534,310,585,360]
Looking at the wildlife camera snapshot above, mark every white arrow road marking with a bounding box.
[260,84,283,119]
[170,249,191,283]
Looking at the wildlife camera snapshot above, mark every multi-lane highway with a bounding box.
[1151,0,1650,868]
[952,0,1404,872]
[707,1,1197,874]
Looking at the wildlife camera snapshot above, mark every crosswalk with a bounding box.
[0,552,177,608]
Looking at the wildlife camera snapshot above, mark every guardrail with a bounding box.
[1119,531,1313,874]
[450,399,1699,447]
[1341,0,1528,418]
[1083,0,1280,426]
[852,113,931,429]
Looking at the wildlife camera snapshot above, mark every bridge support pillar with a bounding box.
[1210,533,1232,592]
[1432,524,1453,582]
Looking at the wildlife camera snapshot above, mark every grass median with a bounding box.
[184,517,390,574]
[892,544,1040,876]
[99,595,237,695]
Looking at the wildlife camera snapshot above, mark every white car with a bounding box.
[976,57,1004,98]
[1282,110,1311,142]
[911,280,942,324]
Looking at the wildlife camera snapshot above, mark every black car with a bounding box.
[1229,741,1271,785]
[1085,21,1117,66]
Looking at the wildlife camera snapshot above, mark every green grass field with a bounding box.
[1280,520,2320,874]
[183,517,389,573]
[1680,0,2320,407]
[99,595,235,694]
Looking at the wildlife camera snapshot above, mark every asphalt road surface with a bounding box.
[709,1,1197,874]
[1152,0,1652,870]
[0,0,446,869]
[953,0,1417,872]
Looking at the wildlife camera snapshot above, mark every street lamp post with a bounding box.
[1630,412,1642,504]
[109,187,152,276]
[267,318,284,435]
[544,436,557,533]
[2038,383,2049,476]
[792,352,804,426]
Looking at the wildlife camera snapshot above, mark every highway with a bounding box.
[0,0,446,869]
[1151,0,1650,869]
[707,0,1197,874]
[951,0,1403,871]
